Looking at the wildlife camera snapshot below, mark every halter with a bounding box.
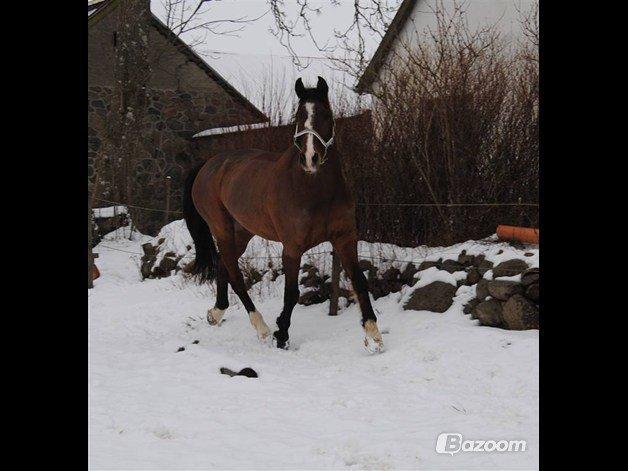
[293,122,335,164]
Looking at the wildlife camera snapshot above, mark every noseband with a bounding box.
[293,122,335,164]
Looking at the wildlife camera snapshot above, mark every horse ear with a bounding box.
[316,76,329,95]
[295,78,306,99]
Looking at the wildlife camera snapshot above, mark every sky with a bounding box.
[151,0,400,117]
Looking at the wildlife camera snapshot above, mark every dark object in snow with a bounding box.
[177,346,185,352]
[220,367,258,378]
[192,340,199,344]
[403,281,457,313]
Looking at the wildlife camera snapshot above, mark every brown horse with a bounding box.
[183,77,384,353]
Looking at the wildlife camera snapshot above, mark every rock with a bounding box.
[399,263,419,284]
[442,259,464,273]
[492,259,528,278]
[465,267,482,285]
[525,283,539,302]
[524,252,534,257]
[473,299,503,327]
[463,297,481,314]
[140,256,156,279]
[457,250,475,266]
[142,242,156,257]
[487,280,523,301]
[382,267,401,281]
[418,260,441,271]
[476,279,490,300]
[521,267,540,287]
[403,281,457,313]
[473,254,486,266]
[358,259,374,272]
[502,294,539,330]
[299,290,328,306]
[478,259,494,276]
[158,255,178,273]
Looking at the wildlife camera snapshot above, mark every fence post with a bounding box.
[328,251,341,316]
[88,205,94,289]
[164,175,172,226]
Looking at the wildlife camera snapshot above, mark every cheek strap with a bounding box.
[293,122,335,164]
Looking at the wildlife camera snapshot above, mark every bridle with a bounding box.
[293,121,335,164]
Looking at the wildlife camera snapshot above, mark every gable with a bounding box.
[88,0,266,123]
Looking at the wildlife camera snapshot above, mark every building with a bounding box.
[355,0,537,99]
[88,0,267,233]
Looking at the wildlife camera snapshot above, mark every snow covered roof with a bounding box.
[87,0,107,16]
[193,122,269,138]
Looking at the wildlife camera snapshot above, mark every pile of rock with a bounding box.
[140,238,189,279]
[401,251,539,331]
[464,264,539,330]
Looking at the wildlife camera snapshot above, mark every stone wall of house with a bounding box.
[88,3,264,235]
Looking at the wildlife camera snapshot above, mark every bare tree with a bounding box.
[110,0,152,207]
[162,0,269,47]
[266,0,399,75]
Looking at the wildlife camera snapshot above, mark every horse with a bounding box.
[182,76,384,353]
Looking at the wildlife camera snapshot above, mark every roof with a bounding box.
[88,0,267,123]
[355,0,418,94]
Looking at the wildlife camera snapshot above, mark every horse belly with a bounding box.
[220,164,279,241]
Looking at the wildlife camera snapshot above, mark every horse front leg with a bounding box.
[273,249,302,349]
[333,236,384,353]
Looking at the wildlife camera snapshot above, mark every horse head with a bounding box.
[293,77,335,174]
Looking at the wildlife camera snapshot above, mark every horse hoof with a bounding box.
[249,311,270,341]
[363,335,385,354]
[272,331,290,350]
[207,307,225,326]
[363,319,385,354]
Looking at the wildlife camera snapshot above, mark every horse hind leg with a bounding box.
[208,226,254,327]
[333,236,384,353]
[214,228,270,341]
[207,260,228,325]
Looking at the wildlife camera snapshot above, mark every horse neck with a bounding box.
[283,146,342,194]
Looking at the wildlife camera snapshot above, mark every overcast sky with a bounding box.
[151,0,399,117]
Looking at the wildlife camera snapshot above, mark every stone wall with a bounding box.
[88,4,264,235]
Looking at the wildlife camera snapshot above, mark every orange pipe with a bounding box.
[92,264,101,281]
[497,225,539,245]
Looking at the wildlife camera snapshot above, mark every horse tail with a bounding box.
[182,163,217,283]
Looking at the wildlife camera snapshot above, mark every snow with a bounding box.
[92,205,127,218]
[89,230,539,469]
[193,122,269,138]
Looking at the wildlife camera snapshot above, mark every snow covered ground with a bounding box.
[88,230,539,470]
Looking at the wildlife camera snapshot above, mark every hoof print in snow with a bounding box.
[403,281,457,313]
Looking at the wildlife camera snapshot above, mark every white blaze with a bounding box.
[304,102,316,172]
